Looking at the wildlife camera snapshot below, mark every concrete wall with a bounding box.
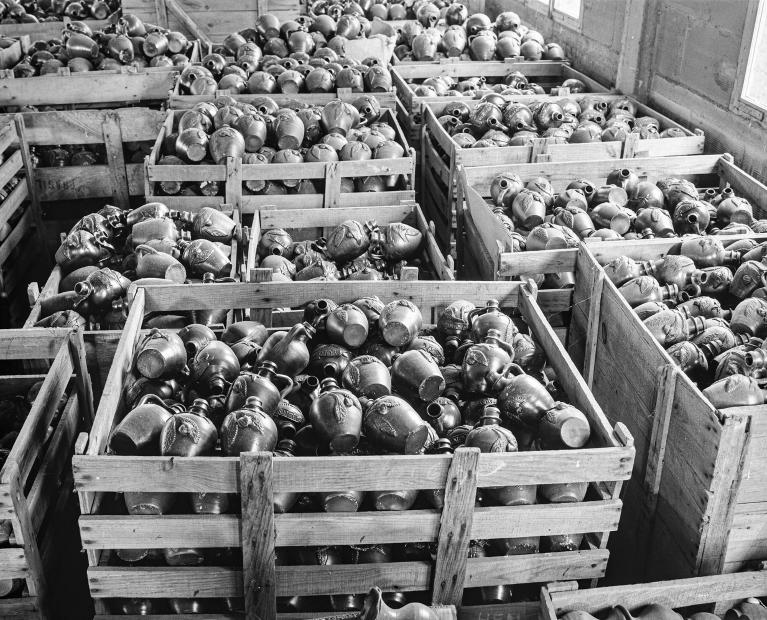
[484,0,626,86]
[487,0,766,181]
[646,0,766,182]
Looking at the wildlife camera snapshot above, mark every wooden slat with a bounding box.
[87,566,242,598]
[0,150,23,190]
[463,154,723,195]
[0,181,29,234]
[275,562,431,596]
[518,282,623,449]
[36,163,145,201]
[0,71,177,107]
[2,341,73,487]
[548,571,767,615]
[0,208,31,265]
[139,281,572,315]
[19,108,165,145]
[27,394,79,533]
[84,288,145,458]
[432,448,479,606]
[241,452,276,620]
[465,549,609,586]
[0,547,29,579]
[74,448,631,493]
[259,204,414,230]
[79,500,621,549]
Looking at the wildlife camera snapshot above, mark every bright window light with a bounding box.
[553,0,581,18]
[742,0,767,111]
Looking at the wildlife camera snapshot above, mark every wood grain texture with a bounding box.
[2,341,72,486]
[138,281,572,315]
[0,70,176,107]
[20,108,165,145]
[87,566,242,598]
[464,549,609,586]
[240,452,276,620]
[79,500,622,550]
[73,448,631,493]
[432,447,479,606]
[546,571,767,616]
[464,154,723,195]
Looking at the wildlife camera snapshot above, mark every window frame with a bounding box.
[552,0,582,28]
[521,0,582,29]
[731,0,767,122]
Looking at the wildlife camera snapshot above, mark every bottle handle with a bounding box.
[274,373,295,398]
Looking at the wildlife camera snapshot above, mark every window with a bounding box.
[733,0,767,120]
[741,0,767,112]
[526,0,582,24]
[553,0,581,19]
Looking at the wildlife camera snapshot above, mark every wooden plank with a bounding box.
[432,447,479,606]
[2,341,73,487]
[463,155,722,195]
[548,571,767,615]
[0,181,28,235]
[275,563,430,596]
[101,111,131,211]
[7,461,46,608]
[697,414,751,575]
[241,452,276,620]
[79,500,622,549]
[139,281,572,315]
[459,601,539,620]
[19,108,165,145]
[0,209,31,265]
[171,90,398,110]
[0,150,23,191]
[724,510,767,564]
[87,566,242,598]
[36,163,145,201]
[74,447,631,493]
[260,205,414,230]
[84,288,144,458]
[0,547,29,579]
[464,549,609,586]
[517,282,623,449]
[27,395,79,533]
[0,71,177,107]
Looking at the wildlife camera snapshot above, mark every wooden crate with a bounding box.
[0,41,200,110]
[540,570,767,620]
[168,77,399,110]
[24,206,244,393]
[423,100,704,254]
[393,61,608,120]
[72,280,634,619]
[0,115,46,301]
[0,328,94,619]
[145,107,416,214]
[122,0,302,40]
[457,153,767,280]
[13,107,167,208]
[492,241,767,585]
[245,202,454,283]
